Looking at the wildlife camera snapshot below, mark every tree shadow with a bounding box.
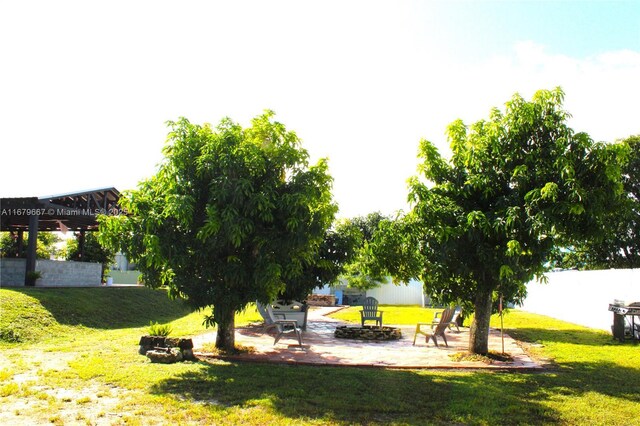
[546,361,640,404]
[150,361,559,424]
[11,287,193,329]
[505,327,627,347]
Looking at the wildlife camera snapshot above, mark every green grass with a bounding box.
[329,304,443,325]
[1,289,639,425]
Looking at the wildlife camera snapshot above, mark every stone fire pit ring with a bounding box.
[334,325,402,341]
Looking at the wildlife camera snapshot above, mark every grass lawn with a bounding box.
[1,288,639,425]
[329,304,443,326]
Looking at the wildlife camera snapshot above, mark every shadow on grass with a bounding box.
[8,287,193,329]
[506,327,621,347]
[545,361,640,403]
[150,361,559,424]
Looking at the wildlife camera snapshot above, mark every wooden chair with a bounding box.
[413,307,455,347]
[256,301,303,346]
[432,305,462,332]
[360,297,383,327]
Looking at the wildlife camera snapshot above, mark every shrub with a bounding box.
[0,327,22,343]
[147,321,172,337]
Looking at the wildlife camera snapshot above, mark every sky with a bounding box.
[1,1,639,219]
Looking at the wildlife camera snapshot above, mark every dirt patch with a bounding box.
[0,348,142,425]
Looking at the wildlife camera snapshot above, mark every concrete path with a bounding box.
[194,306,542,370]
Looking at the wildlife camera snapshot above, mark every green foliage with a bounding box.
[98,111,337,350]
[0,328,22,343]
[0,231,60,259]
[553,135,640,270]
[366,88,624,354]
[277,221,357,301]
[278,213,391,300]
[64,232,116,264]
[335,212,391,290]
[147,321,172,337]
[25,270,42,281]
[64,232,116,280]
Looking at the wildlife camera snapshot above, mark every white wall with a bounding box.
[520,269,640,331]
[366,279,425,306]
[312,279,426,305]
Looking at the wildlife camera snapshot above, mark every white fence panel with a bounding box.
[366,279,425,306]
[520,269,640,331]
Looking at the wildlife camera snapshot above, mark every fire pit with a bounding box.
[334,325,402,341]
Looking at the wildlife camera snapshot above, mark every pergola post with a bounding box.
[16,230,24,257]
[25,214,39,286]
[78,230,86,260]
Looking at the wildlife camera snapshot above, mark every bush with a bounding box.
[147,321,172,337]
[0,327,22,343]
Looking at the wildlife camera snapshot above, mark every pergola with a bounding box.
[0,187,121,285]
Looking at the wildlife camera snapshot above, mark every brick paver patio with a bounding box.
[194,306,542,370]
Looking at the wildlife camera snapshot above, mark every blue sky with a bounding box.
[423,1,639,59]
[1,1,639,218]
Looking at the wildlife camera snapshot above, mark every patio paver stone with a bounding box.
[193,306,542,370]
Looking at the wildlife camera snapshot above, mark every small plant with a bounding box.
[147,321,172,337]
[76,396,91,404]
[0,382,19,397]
[25,270,42,281]
[0,327,22,343]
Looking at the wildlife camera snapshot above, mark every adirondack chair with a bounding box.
[360,297,383,327]
[256,301,303,346]
[413,307,455,347]
[432,305,462,332]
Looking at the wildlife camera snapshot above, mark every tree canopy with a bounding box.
[552,135,640,270]
[0,232,60,259]
[367,88,625,354]
[98,111,337,350]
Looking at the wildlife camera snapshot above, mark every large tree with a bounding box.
[276,212,388,301]
[98,112,336,351]
[367,88,625,354]
[339,212,391,289]
[552,135,640,270]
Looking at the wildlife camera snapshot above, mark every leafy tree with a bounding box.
[366,88,624,354]
[553,135,639,269]
[339,212,391,289]
[0,231,60,259]
[277,222,359,302]
[98,112,336,351]
[64,232,116,280]
[278,212,390,301]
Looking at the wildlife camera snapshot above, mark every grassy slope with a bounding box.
[1,290,639,425]
[0,287,197,344]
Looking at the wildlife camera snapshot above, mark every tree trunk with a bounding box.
[215,307,235,351]
[469,287,493,354]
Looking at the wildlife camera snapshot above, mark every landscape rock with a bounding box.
[146,347,183,363]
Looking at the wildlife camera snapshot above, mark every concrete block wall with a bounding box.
[0,258,27,286]
[36,260,101,287]
[0,258,101,287]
